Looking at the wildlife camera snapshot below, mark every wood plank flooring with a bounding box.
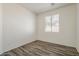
[1,40,79,56]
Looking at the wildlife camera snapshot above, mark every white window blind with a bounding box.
[45,14,59,32]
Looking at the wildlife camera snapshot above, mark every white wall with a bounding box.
[0,4,3,54]
[37,4,76,47]
[77,4,79,52]
[2,4,36,52]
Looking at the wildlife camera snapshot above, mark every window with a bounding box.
[45,14,59,32]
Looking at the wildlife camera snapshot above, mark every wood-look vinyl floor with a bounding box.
[1,40,79,56]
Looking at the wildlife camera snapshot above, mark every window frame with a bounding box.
[45,14,59,32]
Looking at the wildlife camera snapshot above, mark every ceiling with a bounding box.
[18,3,72,14]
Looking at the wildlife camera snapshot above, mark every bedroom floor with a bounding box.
[1,40,79,56]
